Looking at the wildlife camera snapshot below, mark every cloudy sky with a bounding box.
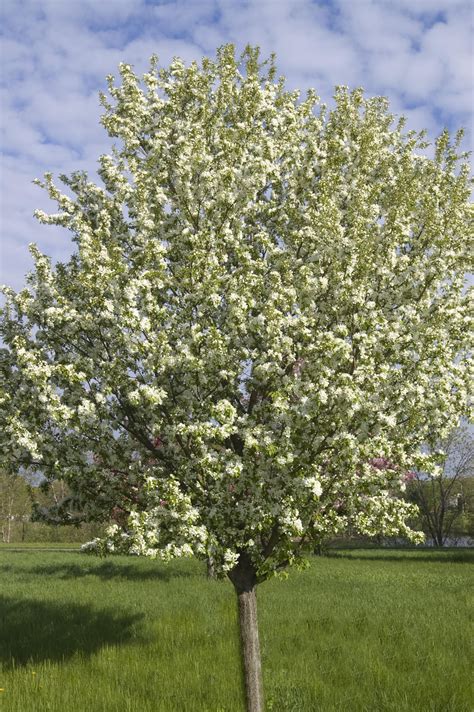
[1,0,472,291]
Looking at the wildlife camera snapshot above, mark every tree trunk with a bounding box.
[6,496,13,544]
[229,553,264,712]
[206,555,216,579]
[236,584,263,712]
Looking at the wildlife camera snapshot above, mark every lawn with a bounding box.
[0,547,472,711]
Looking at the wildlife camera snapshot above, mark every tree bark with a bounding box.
[228,554,264,712]
[237,584,263,712]
[206,555,216,579]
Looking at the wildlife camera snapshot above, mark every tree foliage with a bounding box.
[1,44,472,575]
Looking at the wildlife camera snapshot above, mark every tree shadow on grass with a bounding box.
[0,559,198,582]
[325,550,474,564]
[0,595,144,669]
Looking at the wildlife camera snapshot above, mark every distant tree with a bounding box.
[29,478,106,543]
[454,474,474,540]
[0,471,31,543]
[32,478,80,525]
[407,427,474,546]
[1,46,472,711]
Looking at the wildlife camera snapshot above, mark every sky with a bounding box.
[1,0,473,291]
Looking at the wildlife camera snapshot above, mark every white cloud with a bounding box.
[1,0,472,291]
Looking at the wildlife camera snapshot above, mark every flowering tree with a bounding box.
[1,46,472,711]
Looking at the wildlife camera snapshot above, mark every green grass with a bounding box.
[0,542,81,550]
[0,547,472,711]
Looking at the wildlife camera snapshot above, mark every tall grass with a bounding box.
[0,547,472,711]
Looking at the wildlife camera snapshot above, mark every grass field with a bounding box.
[0,547,472,711]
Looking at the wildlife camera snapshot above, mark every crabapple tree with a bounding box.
[1,46,472,712]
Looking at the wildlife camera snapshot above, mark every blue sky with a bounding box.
[1,0,472,291]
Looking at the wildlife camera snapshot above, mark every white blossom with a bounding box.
[1,46,472,579]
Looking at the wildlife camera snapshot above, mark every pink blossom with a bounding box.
[368,457,394,470]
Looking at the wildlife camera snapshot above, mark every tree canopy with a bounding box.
[1,45,472,577]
